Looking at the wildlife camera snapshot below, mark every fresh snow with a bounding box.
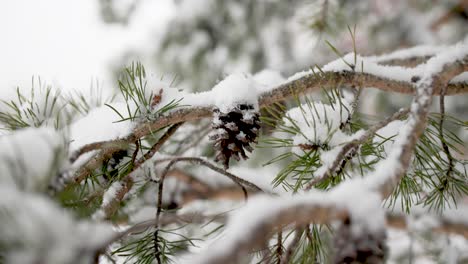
[366,45,446,63]
[322,53,417,82]
[102,181,124,208]
[0,186,114,264]
[185,73,259,112]
[0,127,66,192]
[285,42,467,88]
[283,96,353,154]
[146,70,284,115]
[364,43,468,190]
[252,69,285,94]
[68,103,133,154]
[451,72,468,83]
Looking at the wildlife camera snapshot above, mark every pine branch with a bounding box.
[377,53,468,199]
[63,45,468,192]
[92,212,227,258]
[96,123,184,220]
[184,47,468,264]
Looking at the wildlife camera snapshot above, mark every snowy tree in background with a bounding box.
[1,1,468,264]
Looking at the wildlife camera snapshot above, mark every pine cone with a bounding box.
[333,218,387,264]
[209,104,260,169]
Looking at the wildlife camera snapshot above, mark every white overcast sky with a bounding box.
[0,0,174,99]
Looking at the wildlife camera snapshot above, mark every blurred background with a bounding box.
[1,0,467,115]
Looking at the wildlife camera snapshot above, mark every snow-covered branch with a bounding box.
[182,181,382,264]
[66,44,468,190]
[370,47,468,198]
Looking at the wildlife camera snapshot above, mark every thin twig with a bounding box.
[173,122,211,155]
[154,157,263,193]
[276,230,283,264]
[131,140,140,165]
[438,83,454,179]
[134,122,184,169]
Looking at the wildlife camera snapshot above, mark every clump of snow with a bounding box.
[187,73,259,112]
[67,102,133,168]
[450,72,468,83]
[283,99,351,154]
[144,73,264,113]
[420,42,468,77]
[253,69,285,94]
[0,186,114,264]
[367,45,445,63]
[323,53,417,83]
[0,127,66,192]
[102,181,124,208]
[286,69,314,82]
[68,103,133,152]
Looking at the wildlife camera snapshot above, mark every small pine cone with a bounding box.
[209,104,261,169]
[333,218,387,264]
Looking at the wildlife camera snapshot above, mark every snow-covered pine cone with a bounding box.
[209,104,260,169]
[333,218,387,264]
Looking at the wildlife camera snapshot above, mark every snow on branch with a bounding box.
[387,203,468,239]
[64,42,468,191]
[366,43,468,198]
[181,180,383,264]
[366,44,446,67]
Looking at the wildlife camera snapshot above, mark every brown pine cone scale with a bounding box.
[209,104,261,169]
